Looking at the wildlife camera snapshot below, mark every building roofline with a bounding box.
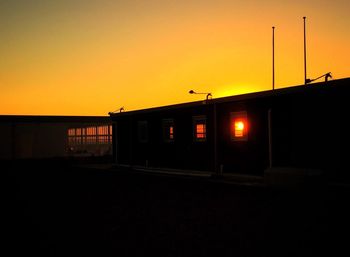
[110,77,350,117]
[0,115,111,123]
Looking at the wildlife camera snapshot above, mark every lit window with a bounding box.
[196,124,205,138]
[96,125,111,144]
[109,125,113,142]
[231,111,248,141]
[169,126,174,139]
[163,119,174,142]
[193,116,207,142]
[68,128,76,144]
[234,120,244,137]
[67,124,112,148]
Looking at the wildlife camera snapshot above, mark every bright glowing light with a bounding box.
[235,121,244,131]
[216,83,262,98]
[234,121,245,137]
[231,111,248,141]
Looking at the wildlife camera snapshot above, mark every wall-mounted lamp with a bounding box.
[108,106,124,115]
[305,72,332,84]
[189,90,212,100]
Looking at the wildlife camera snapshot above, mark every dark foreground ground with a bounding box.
[3,160,350,257]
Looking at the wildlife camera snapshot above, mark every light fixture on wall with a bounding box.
[108,107,124,115]
[189,90,212,100]
[305,72,332,84]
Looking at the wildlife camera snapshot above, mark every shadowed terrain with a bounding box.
[3,160,350,257]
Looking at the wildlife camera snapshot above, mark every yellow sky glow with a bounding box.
[1,0,349,115]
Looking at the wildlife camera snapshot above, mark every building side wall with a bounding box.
[272,84,349,177]
[4,123,68,159]
[216,99,270,175]
[0,120,113,160]
[115,105,214,171]
[0,122,14,160]
[112,80,350,177]
[114,102,268,174]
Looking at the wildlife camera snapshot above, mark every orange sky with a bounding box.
[1,0,349,115]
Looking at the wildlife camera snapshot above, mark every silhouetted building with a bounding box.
[0,116,112,160]
[110,77,350,182]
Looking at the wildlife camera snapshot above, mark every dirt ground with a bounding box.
[3,160,350,257]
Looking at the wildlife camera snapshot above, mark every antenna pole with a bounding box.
[272,26,275,90]
[303,16,307,85]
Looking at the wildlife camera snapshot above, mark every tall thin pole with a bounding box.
[303,16,307,85]
[272,26,275,90]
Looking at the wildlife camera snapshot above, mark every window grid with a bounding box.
[196,124,206,139]
[193,116,207,142]
[67,125,112,146]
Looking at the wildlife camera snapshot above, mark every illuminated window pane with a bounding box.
[162,119,175,142]
[234,120,244,137]
[230,111,248,141]
[67,124,112,151]
[94,125,111,144]
[68,129,75,136]
[193,116,207,142]
[169,126,174,139]
[196,124,204,133]
[196,124,206,139]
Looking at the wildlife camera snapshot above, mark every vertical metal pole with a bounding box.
[303,17,307,85]
[272,26,275,90]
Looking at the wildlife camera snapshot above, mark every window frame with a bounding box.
[162,118,175,143]
[137,120,149,143]
[193,115,207,142]
[230,111,248,141]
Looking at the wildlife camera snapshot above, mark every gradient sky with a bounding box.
[1,0,349,115]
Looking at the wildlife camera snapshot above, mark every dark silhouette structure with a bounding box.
[189,90,212,100]
[305,72,332,84]
[0,115,112,160]
[110,77,350,183]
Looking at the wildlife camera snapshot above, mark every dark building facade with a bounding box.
[110,78,350,179]
[0,115,112,160]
